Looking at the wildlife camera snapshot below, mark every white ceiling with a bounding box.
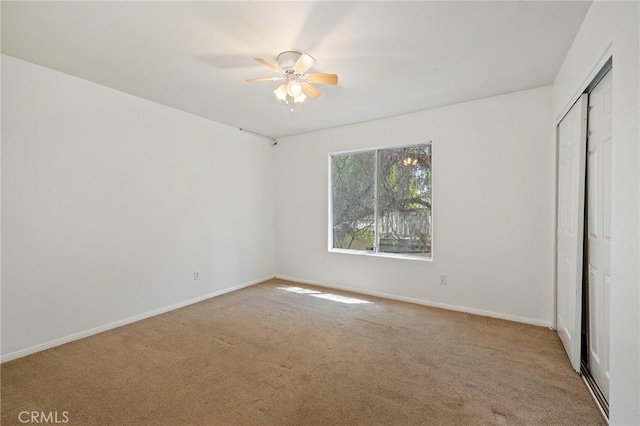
[2,1,591,139]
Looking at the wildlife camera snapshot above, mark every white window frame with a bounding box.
[328,141,433,261]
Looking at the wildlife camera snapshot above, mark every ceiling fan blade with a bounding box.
[254,58,282,73]
[246,77,285,83]
[301,82,321,99]
[305,73,338,85]
[293,53,316,74]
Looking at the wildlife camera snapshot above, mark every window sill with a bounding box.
[328,248,432,262]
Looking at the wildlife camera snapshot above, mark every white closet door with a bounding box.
[586,69,612,400]
[556,94,588,372]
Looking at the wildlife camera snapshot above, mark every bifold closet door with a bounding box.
[556,94,588,373]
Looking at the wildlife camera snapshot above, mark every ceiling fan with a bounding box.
[247,51,338,106]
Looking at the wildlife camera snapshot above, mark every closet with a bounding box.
[556,61,612,417]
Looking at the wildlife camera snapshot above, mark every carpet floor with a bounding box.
[1,279,605,425]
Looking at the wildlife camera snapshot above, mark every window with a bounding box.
[330,143,432,259]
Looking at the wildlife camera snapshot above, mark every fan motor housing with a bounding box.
[277,51,307,73]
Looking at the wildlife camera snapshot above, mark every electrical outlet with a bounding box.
[439,274,447,285]
[193,271,200,280]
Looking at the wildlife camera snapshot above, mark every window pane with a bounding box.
[377,145,432,256]
[331,151,376,250]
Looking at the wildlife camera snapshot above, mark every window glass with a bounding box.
[330,143,432,259]
[331,151,376,251]
[377,145,432,256]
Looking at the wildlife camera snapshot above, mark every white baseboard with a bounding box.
[0,275,274,363]
[275,274,552,328]
[3,273,551,363]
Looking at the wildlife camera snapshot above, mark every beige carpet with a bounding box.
[1,279,605,425]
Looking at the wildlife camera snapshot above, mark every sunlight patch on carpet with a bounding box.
[277,286,372,304]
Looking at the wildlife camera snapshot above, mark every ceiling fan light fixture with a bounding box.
[249,51,337,108]
[274,84,287,101]
[286,80,303,97]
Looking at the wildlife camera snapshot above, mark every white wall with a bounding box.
[553,2,640,424]
[1,55,275,360]
[274,86,555,326]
